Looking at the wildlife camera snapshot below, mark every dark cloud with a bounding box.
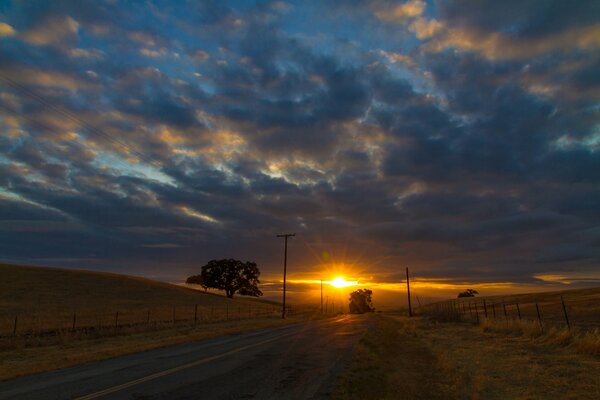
[0,0,598,292]
[437,0,600,38]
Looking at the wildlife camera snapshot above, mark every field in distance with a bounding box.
[0,263,279,335]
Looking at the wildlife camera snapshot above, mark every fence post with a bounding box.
[12,315,18,336]
[474,303,480,323]
[535,302,542,329]
[483,300,488,318]
[72,312,77,331]
[503,304,507,320]
[492,303,496,319]
[560,296,571,331]
[114,311,119,333]
[226,304,229,321]
[516,302,521,320]
[147,310,151,326]
[194,304,198,325]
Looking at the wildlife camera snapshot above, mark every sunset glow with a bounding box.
[329,277,358,289]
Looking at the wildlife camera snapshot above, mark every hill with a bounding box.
[423,286,600,329]
[0,263,279,335]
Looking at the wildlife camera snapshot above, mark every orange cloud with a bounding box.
[21,16,79,46]
[2,66,95,92]
[425,23,600,60]
[0,22,16,37]
[375,0,425,22]
[409,17,443,39]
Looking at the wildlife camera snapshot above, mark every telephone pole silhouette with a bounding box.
[277,233,295,319]
[320,279,324,314]
[406,267,413,317]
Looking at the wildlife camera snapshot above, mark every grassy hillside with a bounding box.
[0,263,279,335]
[421,286,600,329]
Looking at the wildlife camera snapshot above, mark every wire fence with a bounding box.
[418,292,600,331]
[0,303,305,339]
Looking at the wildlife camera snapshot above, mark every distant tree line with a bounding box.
[458,289,478,298]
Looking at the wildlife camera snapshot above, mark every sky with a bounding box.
[1,0,599,304]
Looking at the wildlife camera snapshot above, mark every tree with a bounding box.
[185,274,207,292]
[189,259,263,298]
[457,288,479,298]
[349,289,375,314]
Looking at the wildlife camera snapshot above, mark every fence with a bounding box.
[0,303,300,339]
[418,292,600,331]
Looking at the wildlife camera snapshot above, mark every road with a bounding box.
[0,315,370,400]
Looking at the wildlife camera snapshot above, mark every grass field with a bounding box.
[0,316,305,380]
[419,286,600,330]
[333,315,600,400]
[0,263,281,336]
[0,263,315,380]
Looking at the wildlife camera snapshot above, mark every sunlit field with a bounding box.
[0,263,323,381]
[0,263,283,337]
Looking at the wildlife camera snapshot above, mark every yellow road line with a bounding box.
[74,331,297,400]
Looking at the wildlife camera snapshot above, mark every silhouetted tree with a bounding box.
[349,289,375,314]
[457,289,479,298]
[189,259,263,298]
[185,274,207,292]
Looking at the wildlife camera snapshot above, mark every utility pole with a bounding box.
[320,279,323,314]
[406,267,413,317]
[277,233,295,319]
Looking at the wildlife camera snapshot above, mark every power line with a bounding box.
[0,102,157,181]
[0,73,164,168]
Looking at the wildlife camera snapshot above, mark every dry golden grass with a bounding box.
[333,315,458,400]
[421,286,600,330]
[334,315,600,400]
[479,318,600,356]
[0,263,279,335]
[0,316,305,381]
[0,263,323,381]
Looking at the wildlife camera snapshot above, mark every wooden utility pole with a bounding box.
[320,279,324,314]
[277,233,295,319]
[406,267,413,317]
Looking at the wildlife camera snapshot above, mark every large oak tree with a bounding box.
[187,259,263,298]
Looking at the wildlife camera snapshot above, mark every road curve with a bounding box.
[0,315,370,400]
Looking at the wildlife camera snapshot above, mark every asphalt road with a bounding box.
[0,315,370,400]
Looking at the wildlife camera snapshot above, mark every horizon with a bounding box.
[1,0,600,306]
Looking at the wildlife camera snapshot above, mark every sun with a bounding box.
[330,276,358,288]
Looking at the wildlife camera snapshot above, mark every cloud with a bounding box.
[374,0,425,22]
[0,0,599,292]
[409,17,443,39]
[69,47,105,59]
[425,23,600,60]
[140,47,168,58]
[189,49,210,63]
[21,16,79,46]
[0,22,16,37]
[378,50,417,69]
